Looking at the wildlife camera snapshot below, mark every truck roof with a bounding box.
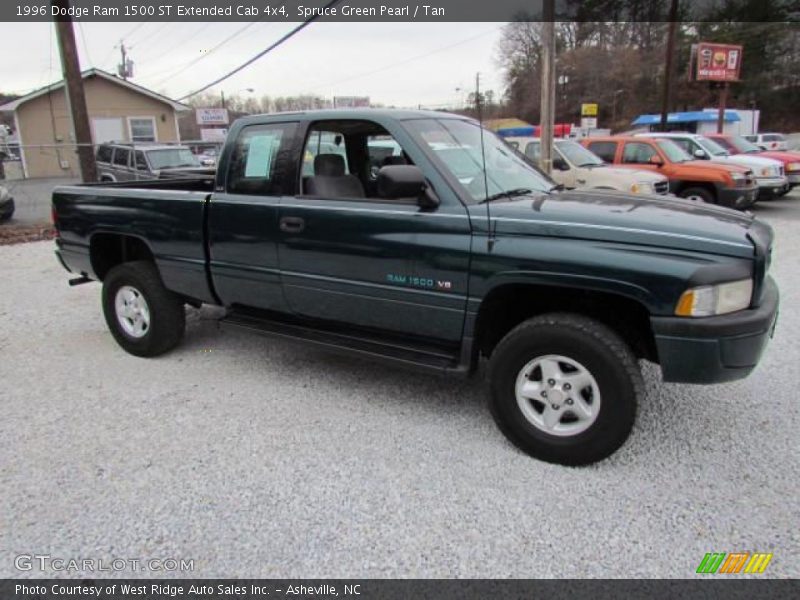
[235,108,470,126]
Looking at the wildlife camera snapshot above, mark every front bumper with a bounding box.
[755,175,790,199]
[716,184,758,209]
[787,172,800,186]
[650,277,779,384]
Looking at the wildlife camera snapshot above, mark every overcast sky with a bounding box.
[0,21,506,108]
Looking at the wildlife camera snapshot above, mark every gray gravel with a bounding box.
[1,194,799,579]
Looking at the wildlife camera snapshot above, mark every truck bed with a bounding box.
[52,181,216,304]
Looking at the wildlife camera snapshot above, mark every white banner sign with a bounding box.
[196,108,230,125]
[200,128,228,142]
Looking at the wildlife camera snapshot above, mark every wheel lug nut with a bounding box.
[566,398,574,405]
[548,379,556,386]
[563,383,571,390]
[541,391,547,398]
[551,404,559,410]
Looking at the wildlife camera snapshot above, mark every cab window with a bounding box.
[227,122,297,196]
[622,142,657,164]
[112,147,131,168]
[586,141,617,163]
[134,151,148,171]
[299,120,416,201]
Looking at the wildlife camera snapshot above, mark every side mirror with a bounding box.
[552,157,569,171]
[694,149,707,159]
[377,165,439,208]
[649,155,663,166]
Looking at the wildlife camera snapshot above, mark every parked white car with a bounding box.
[506,137,670,195]
[743,133,789,151]
[638,132,788,199]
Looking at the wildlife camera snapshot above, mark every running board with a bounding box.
[221,311,469,375]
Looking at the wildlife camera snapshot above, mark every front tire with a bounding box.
[679,187,715,204]
[488,313,642,466]
[102,261,185,357]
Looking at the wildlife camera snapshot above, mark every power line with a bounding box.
[310,26,501,92]
[176,0,341,101]
[146,21,264,88]
[120,18,151,44]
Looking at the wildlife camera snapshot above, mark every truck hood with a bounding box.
[471,189,758,258]
[713,154,783,174]
[589,166,666,183]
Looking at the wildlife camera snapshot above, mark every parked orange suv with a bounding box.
[581,136,758,209]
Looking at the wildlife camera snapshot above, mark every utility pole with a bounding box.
[119,41,128,80]
[659,0,679,132]
[52,0,96,183]
[539,0,556,174]
[716,82,728,134]
[221,91,226,109]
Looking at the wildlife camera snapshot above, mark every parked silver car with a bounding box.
[0,185,14,221]
[95,143,208,182]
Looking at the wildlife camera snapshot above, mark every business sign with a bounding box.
[581,103,598,117]
[200,128,228,142]
[196,108,230,125]
[580,117,598,129]
[333,96,370,108]
[694,43,743,82]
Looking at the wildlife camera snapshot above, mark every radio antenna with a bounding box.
[476,72,495,251]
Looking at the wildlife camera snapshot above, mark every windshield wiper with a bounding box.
[579,162,604,168]
[479,188,534,204]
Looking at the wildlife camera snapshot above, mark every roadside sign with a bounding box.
[581,103,598,117]
[333,96,370,108]
[200,128,228,142]
[694,43,743,81]
[196,108,230,125]
[580,117,598,129]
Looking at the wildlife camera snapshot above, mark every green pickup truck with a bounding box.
[52,109,779,465]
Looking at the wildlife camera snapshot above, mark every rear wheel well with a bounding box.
[475,284,657,362]
[90,234,155,281]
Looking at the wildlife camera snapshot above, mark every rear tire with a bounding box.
[102,261,185,357]
[488,313,642,466]
[679,187,715,204]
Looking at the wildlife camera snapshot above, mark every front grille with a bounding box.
[654,180,669,195]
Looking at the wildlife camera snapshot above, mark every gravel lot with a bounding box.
[1,194,798,579]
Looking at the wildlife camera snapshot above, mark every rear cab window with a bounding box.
[226,122,298,196]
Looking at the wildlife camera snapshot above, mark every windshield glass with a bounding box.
[407,119,555,203]
[556,140,604,166]
[146,148,201,169]
[697,136,730,156]
[729,135,762,153]
[656,139,692,163]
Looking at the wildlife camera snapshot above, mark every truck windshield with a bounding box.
[698,137,730,157]
[146,148,201,169]
[656,139,692,163]
[728,135,762,154]
[407,119,555,203]
[556,140,604,167]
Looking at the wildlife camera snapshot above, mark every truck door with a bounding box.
[208,120,298,310]
[276,118,472,343]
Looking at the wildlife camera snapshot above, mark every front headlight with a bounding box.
[760,166,778,177]
[630,181,654,194]
[787,162,800,172]
[675,279,753,317]
[730,172,746,185]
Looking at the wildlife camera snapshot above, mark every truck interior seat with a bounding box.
[305,154,365,198]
